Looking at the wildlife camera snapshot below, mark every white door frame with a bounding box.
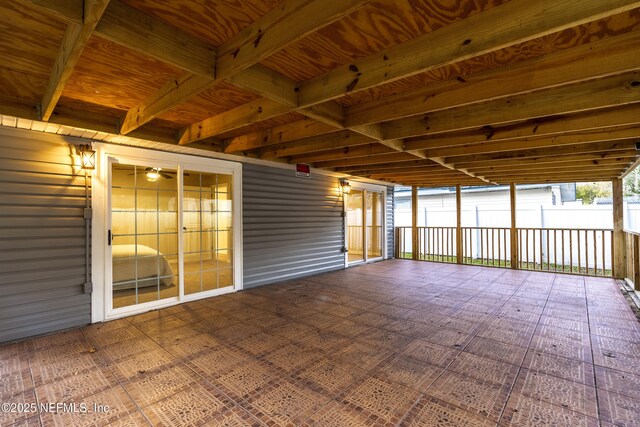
[344,182,387,267]
[91,144,243,322]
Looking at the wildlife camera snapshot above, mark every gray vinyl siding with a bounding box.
[386,186,394,259]
[242,163,345,288]
[0,130,91,342]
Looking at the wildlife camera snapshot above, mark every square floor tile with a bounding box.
[596,366,640,400]
[142,382,234,427]
[244,379,329,426]
[294,357,366,397]
[401,339,460,368]
[301,400,376,426]
[500,392,599,426]
[333,340,394,371]
[40,386,139,427]
[123,363,198,407]
[375,355,444,392]
[464,336,528,366]
[447,352,519,388]
[523,351,595,387]
[512,368,598,418]
[402,395,498,427]
[597,389,640,427]
[339,375,421,425]
[427,370,511,421]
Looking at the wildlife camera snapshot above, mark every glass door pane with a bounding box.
[111,164,179,308]
[346,190,364,263]
[367,191,384,259]
[183,171,233,295]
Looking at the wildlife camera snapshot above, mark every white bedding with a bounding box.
[112,244,174,289]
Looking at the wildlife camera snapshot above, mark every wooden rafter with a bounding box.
[40,0,110,121]
[120,0,372,135]
[446,141,638,165]
[224,119,336,153]
[345,29,640,127]
[288,143,396,163]
[297,0,640,108]
[404,104,640,151]
[383,73,640,140]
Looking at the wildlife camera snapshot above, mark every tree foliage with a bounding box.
[624,167,640,197]
[575,182,611,205]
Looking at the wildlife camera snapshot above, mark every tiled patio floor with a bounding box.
[2,260,640,426]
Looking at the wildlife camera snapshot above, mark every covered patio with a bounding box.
[3,260,639,426]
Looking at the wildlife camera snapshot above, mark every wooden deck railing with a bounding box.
[395,226,613,277]
[624,230,640,289]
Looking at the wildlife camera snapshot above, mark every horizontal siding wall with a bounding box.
[386,186,394,259]
[243,163,345,288]
[0,128,91,342]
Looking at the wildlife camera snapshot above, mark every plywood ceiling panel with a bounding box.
[337,8,640,106]
[158,82,261,126]
[0,0,65,78]
[62,36,182,111]
[119,0,282,46]
[260,0,504,81]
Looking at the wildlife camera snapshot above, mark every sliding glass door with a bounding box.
[346,187,385,265]
[109,159,235,312]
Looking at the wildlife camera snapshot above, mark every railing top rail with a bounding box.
[517,227,613,232]
[624,229,640,237]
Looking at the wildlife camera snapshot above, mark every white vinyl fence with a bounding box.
[395,204,640,270]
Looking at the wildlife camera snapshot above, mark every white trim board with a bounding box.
[91,143,243,322]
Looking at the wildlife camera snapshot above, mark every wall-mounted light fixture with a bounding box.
[340,178,351,195]
[77,144,96,170]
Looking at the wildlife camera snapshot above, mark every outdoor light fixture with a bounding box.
[78,144,96,170]
[340,178,352,194]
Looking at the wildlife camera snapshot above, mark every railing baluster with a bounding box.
[593,229,597,276]
[577,230,582,274]
[585,229,589,276]
[553,229,557,272]
[601,230,605,276]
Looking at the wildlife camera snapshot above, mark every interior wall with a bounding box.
[0,128,91,342]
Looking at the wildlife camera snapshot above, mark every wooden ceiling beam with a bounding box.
[468,158,635,173]
[178,98,292,145]
[484,166,625,178]
[40,0,110,121]
[454,151,639,168]
[404,104,640,151]
[383,73,640,140]
[288,143,396,163]
[259,131,373,158]
[97,0,216,78]
[224,119,336,153]
[120,0,371,135]
[334,159,441,173]
[297,0,640,108]
[422,126,640,158]
[346,29,640,127]
[17,0,83,24]
[446,141,638,165]
[314,152,419,169]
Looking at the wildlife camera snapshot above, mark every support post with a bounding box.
[612,178,626,279]
[510,183,518,269]
[412,186,418,260]
[456,185,463,264]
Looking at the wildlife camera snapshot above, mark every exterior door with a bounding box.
[107,157,237,315]
[346,186,385,265]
